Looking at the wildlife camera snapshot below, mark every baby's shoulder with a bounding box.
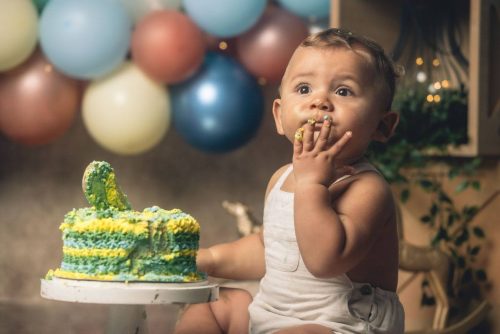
[265,164,291,199]
[334,170,395,213]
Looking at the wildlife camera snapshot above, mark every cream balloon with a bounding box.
[119,0,182,24]
[82,62,170,155]
[0,0,38,71]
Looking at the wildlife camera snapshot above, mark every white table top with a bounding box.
[41,277,219,305]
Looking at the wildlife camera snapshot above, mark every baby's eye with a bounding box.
[296,84,311,95]
[335,87,352,96]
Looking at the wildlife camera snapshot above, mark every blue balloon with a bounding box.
[183,0,266,38]
[277,0,330,19]
[172,53,264,153]
[39,0,131,79]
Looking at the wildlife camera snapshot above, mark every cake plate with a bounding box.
[41,277,219,334]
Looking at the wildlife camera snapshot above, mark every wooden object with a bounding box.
[330,0,500,156]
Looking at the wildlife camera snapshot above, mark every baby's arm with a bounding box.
[197,231,265,280]
[293,120,393,278]
[195,165,290,281]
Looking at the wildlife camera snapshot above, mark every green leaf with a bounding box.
[430,203,439,216]
[400,189,410,203]
[455,229,469,246]
[421,293,436,306]
[463,206,479,220]
[455,180,469,193]
[438,191,452,204]
[461,269,473,284]
[420,215,432,224]
[447,214,455,227]
[419,179,434,192]
[457,256,466,268]
[469,246,480,256]
[471,181,481,191]
[475,269,487,281]
[448,168,459,179]
[473,227,485,238]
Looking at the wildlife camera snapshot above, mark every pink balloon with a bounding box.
[236,6,309,83]
[0,49,81,146]
[131,10,206,84]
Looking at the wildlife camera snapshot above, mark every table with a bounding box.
[40,277,219,334]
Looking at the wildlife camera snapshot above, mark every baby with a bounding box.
[175,28,404,334]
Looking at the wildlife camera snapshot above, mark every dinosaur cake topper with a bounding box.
[82,161,131,211]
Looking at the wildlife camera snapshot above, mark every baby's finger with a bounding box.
[302,119,315,151]
[328,131,352,156]
[314,117,331,152]
[294,127,304,155]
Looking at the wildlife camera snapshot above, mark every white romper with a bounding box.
[248,163,405,333]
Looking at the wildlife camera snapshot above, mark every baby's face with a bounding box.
[273,46,388,162]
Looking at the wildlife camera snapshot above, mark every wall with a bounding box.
[0,87,289,333]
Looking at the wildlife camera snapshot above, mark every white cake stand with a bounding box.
[41,277,219,334]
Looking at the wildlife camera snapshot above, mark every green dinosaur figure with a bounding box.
[82,161,131,211]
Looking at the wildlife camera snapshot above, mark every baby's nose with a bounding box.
[310,98,333,112]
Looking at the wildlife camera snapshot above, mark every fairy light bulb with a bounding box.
[433,94,441,103]
[426,94,434,102]
[416,57,424,66]
[432,58,440,67]
[416,71,427,83]
[428,84,437,94]
[218,41,228,50]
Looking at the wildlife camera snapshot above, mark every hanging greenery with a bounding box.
[367,83,489,320]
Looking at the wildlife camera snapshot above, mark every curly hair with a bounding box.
[300,28,401,111]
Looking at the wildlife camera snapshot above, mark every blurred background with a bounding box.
[0,0,499,333]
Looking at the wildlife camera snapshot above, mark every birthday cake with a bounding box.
[47,161,204,282]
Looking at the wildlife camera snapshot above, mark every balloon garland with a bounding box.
[0,0,330,154]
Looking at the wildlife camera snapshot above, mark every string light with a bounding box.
[218,41,228,50]
[433,81,442,90]
[416,57,424,66]
[433,94,441,103]
[426,94,434,102]
[416,71,427,83]
[432,58,440,67]
[441,80,449,88]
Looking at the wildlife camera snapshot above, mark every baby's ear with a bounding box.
[272,99,285,135]
[372,111,399,143]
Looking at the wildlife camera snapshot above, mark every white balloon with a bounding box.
[118,0,182,24]
[82,62,170,155]
[0,0,38,71]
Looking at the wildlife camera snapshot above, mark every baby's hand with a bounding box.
[293,118,352,187]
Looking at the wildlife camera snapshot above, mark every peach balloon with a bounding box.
[0,49,81,146]
[235,6,309,83]
[131,10,206,84]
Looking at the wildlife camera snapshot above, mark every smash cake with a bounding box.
[47,161,205,282]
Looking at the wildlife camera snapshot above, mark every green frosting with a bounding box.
[83,161,131,211]
[52,161,204,282]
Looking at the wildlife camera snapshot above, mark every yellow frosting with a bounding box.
[63,247,130,258]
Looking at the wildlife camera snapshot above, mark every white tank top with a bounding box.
[248,162,404,333]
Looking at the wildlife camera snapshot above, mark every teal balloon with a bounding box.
[172,53,264,153]
[39,0,131,79]
[183,0,266,38]
[277,0,330,19]
[32,0,50,13]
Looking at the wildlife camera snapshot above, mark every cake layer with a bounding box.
[53,205,204,282]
